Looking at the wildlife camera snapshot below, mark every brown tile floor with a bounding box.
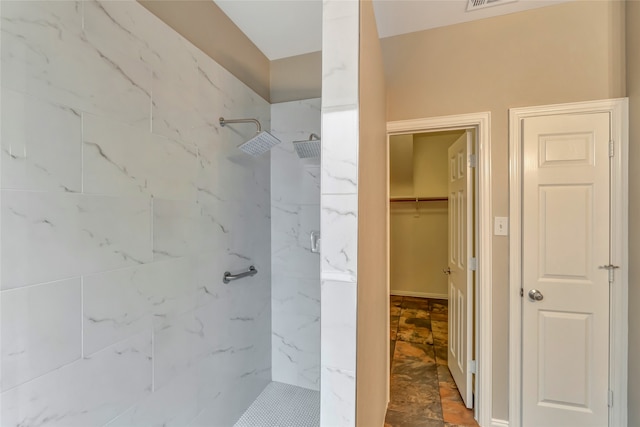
[385,296,479,427]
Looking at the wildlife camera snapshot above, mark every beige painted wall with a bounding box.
[356,0,388,426]
[413,131,462,197]
[271,51,322,103]
[381,1,626,420]
[390,201,448,296]
[389,134,414,197]
[138,0,270,101]
[626,0,640,424]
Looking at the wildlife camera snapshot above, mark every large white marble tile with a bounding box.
[320,194,358,282]
[192,315,271,423]
[321,280,357,372]
[105,366,199,427]
[154,302,270,394]
[321,9,359,109]
[194,309,271,387]
[189,374,270,427]
[83,257,196,356]
[322,0,360,21]
[150,35,201,144]
[153,199,198,260]
[272,202,321,280]
[153,311,206,391]
[298,364,321,391]
[83,114,198,200]
[1,89,82,192]
[1,278,81,391]
[82,113,149,196]
[82,0,153,67]
[196,138,271,210]
[271,98,322,136]
[320,366,356,427]
[321,107,359,194]
[1,191,152,289]
[271,144,321,204]
[272,276,320,318]
[1,0,151,129]
[146,133,199,200]
[0,332,152,427]
[191,50,232,149]
[272,313,320,390]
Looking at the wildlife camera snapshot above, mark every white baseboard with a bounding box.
[390,290,448,300]
[490,419,509,427]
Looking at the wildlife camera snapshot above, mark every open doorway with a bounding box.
[385,113,492,427]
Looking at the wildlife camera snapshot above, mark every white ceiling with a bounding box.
[214,0,571,61]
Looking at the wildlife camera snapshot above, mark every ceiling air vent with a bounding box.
[467,0,517,11]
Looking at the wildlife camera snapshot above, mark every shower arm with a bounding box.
[219,117,261,132]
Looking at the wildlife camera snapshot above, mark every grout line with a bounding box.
[81,112,84,194]
[81,276,84,359]
[151,327,155,392]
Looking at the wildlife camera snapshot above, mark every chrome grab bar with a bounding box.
[223,266,257,284]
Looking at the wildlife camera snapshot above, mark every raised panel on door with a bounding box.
[521,112,610,427]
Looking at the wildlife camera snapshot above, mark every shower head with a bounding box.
[292,133,321,159]
[219,117,281,156]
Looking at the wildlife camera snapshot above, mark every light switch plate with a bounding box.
[494,217,508,236]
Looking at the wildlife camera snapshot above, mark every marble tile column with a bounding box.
[321,0,360,425]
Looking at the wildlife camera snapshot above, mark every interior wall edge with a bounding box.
[356,0,388,426]
[137,0,271,102]
[625,0,640,424]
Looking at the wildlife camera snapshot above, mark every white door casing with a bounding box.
[447,131,473,408]
[509,99,629,427]
[387,112,492,427]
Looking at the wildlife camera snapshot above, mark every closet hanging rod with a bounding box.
[390,197,448,203]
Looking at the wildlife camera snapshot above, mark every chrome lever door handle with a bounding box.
[528,289,544,302]
[443,267,451,275]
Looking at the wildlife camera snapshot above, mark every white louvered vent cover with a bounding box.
[467,0,517,11]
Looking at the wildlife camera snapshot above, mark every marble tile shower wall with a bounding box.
[270,99,321,391]
[0,1,272,426]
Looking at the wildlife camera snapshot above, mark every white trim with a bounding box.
[390,290,448,300]
[387,111,492,427]
[508,98,628,427]
[491,419,510,427]
[386,120,392,407]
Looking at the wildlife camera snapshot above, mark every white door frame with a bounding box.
[387,112,492,427]
[508,98,629,427]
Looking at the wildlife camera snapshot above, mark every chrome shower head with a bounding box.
[219,117,281,156]
[238,131,281,156]
[292,133,321,159]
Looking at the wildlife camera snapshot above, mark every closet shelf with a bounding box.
[390,197,448,203]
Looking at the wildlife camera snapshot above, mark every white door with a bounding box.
[521,112,610,426]
[447,131,473,408]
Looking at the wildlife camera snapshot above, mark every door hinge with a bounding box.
[609,140,615,157]
[469,154,477,168]
[520,288,524,297]
[469,360,477,374]
[469,257,478,271]
[608,389,613,408]
[599,264,620,283]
